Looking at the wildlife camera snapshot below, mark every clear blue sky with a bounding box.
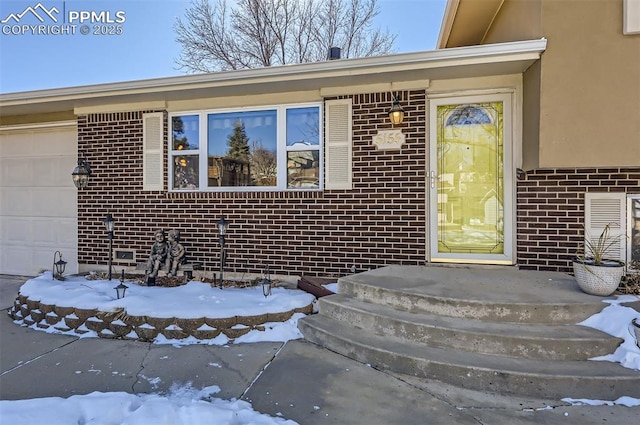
[0,0,446,94]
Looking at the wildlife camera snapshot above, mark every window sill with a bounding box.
[165,189,324,200]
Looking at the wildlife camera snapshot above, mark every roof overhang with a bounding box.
[437,0,505,49]
[0,38,545,120]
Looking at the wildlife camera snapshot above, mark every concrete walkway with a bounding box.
[1,274,638,424]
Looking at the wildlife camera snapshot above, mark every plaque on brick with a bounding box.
[372,129,405,150]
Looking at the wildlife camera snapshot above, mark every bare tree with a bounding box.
[175,0,396,73]
[249,141,277,186]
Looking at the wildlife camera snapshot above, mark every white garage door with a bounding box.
[0,124,78,276]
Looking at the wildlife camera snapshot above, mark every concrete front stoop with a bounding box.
[298,265,640,400]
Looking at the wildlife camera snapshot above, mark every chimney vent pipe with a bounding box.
[328,47,341,60]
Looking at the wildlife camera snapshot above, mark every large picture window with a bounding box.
[170,103,321,191]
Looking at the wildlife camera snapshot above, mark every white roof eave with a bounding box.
[437,0,459,49]
[0,39,546,118]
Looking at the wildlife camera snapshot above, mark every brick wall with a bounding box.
[516,168,640,272]
[77,99,640,277]
[77,91,427,278]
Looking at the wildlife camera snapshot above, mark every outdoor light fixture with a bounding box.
[103,214,115,281]
[388,93,405,125]
[218,217,227,289]
[72,157,92,189]
[114,269,128,299]
[52,251,67,280]
[261,267,272,298]
[218,217,227,243]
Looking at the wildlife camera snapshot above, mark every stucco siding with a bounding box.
[522,61,541,171]
[539,0,640,167]
[483,0,543,44]
[471,0,639,169]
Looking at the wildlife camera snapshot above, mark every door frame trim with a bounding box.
[426,91,518,265]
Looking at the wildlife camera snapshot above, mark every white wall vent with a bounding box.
[584,192,626,262]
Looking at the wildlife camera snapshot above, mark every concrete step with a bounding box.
[339,266,609,324]
[298,314,640,400]
[298,265,640,399]
[318,294,622,360]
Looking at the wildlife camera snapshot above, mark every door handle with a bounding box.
[430,171,436,189]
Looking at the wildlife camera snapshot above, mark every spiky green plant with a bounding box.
[577,223,624,265]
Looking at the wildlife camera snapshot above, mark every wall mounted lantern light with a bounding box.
[52,251,67,280]
[103,214,115,281]
[114,269,128,299]
[72,157,92,189]
[218,217,227,289]
[388,93,405,126]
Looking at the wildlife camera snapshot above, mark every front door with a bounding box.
[428,94,514,264]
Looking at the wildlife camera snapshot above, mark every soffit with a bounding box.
[438,0,504,48]
[0,38,544,119]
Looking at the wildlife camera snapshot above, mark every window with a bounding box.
[286,107,320,188]
[169,103,322,191]
[171,115,199,189]
[624,0,640,35]
[628,195,640,269]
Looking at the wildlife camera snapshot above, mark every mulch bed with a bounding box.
[619,261,640,295]
[620,275,640,295]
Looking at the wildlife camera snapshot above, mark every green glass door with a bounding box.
[429,94,513,264]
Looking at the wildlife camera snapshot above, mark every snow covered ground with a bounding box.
[0,385,298,425]
[2,274,639,424]
[3,273,318,424]
[578,295,640,370]
[13,272,316,345]
[16,272,315,320]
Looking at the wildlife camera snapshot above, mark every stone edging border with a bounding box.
[9,294,313,341]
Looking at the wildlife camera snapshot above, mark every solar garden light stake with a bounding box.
[52,251,67,280]
[218,217,227,289]
[103,214,115,280]
[114,269,128,299]
[261,267,272,298]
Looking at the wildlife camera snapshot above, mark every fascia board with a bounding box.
[0,120,76,132]
[437,0,460,49]
[0,39,546,113]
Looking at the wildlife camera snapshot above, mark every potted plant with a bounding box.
[573,223,625,296]
[632,318,640,350]
[621,262,640,348]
